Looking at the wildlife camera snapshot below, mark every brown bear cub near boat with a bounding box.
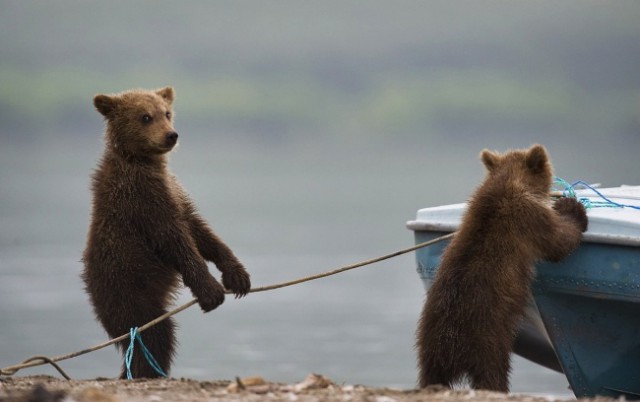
[82,87,251,379]
[416,144,588,392]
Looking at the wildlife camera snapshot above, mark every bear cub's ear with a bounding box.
[156,87,175,105]
[481,149,501,172]
[94,94,118,118]
[525,144,549,174]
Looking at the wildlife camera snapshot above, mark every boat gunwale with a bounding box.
[406,221,640,247]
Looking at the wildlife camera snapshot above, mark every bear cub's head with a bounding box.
[480,144,553,194]
[94,87,178,157]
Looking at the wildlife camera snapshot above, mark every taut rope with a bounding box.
[0,232,455,380]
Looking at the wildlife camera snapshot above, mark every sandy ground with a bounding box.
[0,374,619,402]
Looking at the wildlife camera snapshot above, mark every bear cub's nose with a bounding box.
[165,132,179,147]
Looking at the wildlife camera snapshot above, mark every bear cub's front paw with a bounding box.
[553,197,588,232]
[194,279,226,313]
[222,267,251,299]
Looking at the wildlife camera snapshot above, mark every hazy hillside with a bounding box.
[1,0,639,149]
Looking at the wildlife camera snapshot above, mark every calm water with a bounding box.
[0,136,572,396]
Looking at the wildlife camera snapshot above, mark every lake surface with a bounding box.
[0,136,573,396]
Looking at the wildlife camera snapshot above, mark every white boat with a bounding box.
[406,185,640,399]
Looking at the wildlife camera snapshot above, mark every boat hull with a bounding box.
[534,241,640,399]
[413,230,640,398]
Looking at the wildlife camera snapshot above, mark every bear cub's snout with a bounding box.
[165,131,178,147]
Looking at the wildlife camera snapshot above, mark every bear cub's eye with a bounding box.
[142,114,153,124]
[165,111,171,120]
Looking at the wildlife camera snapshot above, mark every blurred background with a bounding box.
[1,0,639,395]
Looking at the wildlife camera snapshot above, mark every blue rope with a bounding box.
[553,177,640,211]
[124,327,167,380]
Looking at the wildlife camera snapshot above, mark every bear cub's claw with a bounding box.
[222,268,251,299]
[553,197,589,232]
[195,280,226,313]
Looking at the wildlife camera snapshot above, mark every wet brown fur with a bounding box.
[82,87,251,379]
[416,144,588,391]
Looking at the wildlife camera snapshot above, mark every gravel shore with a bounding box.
[0,374,618,402]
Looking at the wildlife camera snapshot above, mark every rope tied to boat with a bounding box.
[6,179,636,380]
[0,232,455,380]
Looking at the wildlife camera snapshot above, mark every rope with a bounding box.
[0,232,455,379]
[554,177,640,210]
[1,356,71,381]
[125,327,167,379]
[3,179,635,379]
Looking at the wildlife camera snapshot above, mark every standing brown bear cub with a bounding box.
[416,144,588,392]
[82,87,251,379]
